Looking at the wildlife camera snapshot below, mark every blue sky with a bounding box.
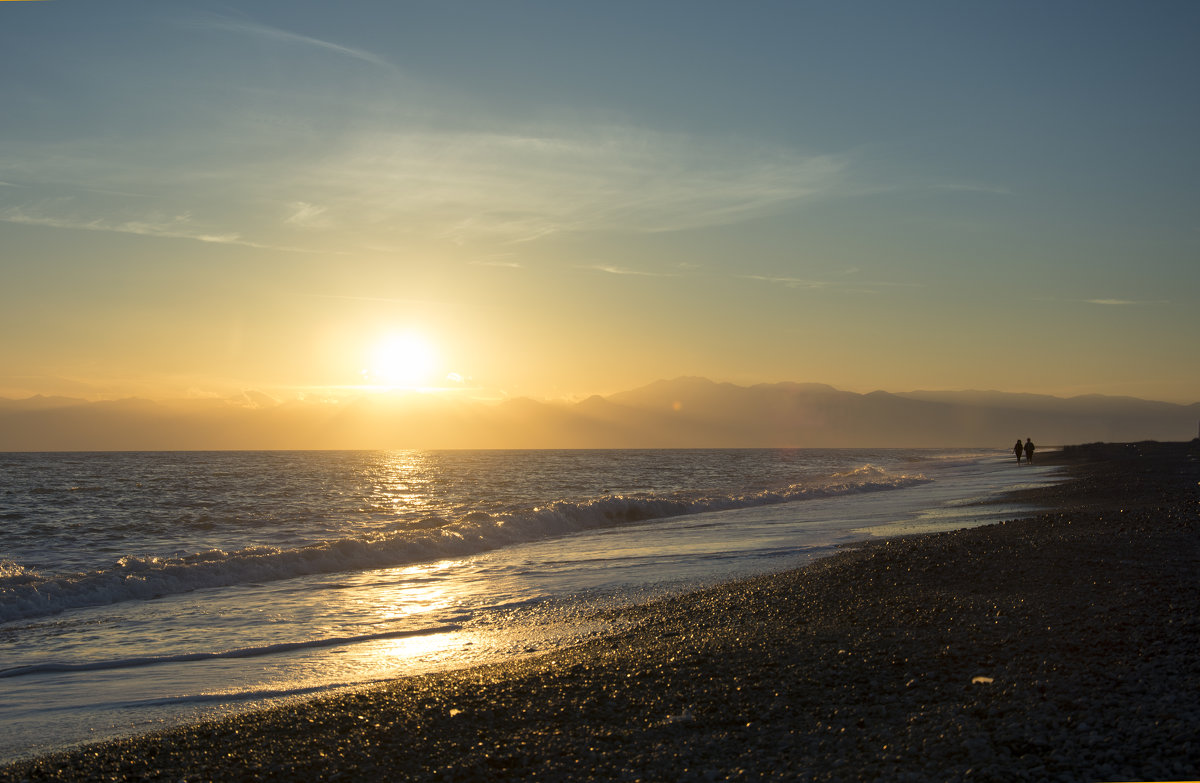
[2,0,1198,404]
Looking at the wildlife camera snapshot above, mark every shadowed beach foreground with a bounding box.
[4,442,1197,782]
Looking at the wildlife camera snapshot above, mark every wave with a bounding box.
[0,465,927,624]
[28,681,389,717]
[0,624,461,680]
[0,560,35,581]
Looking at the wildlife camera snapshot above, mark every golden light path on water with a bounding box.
[330,562,475,675]
[274,557,626,693]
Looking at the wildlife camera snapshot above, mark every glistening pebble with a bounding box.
[3,441,1197,782]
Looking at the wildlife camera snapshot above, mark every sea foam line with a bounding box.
[0,466,928,624]
[0,624,462,680]
[80,679,403,713]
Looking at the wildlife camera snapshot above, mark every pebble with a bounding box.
[2,441,1197,782]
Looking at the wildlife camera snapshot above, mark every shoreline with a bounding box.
[3,441,1197,781]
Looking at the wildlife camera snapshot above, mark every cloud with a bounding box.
[193,16,398,74]
[0,206,248,246]
[284,201,330,229]
[0,199,331,253]
[470,256,523,269]
[1,11,853,255]
[583,264,672,277]
[739,273,923,293]
[1085,298,1167,306]
[228,389,280,409]
[4,122,849,253]
[290,127,850,244]
[739,274,831,290]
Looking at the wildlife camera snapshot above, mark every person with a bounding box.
[1024,438,1035,464]
[1013,439,1024,464]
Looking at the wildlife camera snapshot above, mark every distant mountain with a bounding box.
[0,394,90,411]
[601,378,1198,447]
[0,378,1196,451]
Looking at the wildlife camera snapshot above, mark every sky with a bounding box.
[2,0,1198,407]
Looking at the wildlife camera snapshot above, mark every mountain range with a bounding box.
[1,377,1196,451]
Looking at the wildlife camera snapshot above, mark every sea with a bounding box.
[0,448,1061,763]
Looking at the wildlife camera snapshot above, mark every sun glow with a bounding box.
[365,333,438,389]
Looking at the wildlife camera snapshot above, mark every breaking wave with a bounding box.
[0,466,926,624]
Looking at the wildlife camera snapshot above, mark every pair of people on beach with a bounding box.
[1014,438,1035,464]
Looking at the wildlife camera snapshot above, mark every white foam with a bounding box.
[0,467,927,624]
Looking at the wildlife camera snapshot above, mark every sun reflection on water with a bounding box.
[329,561,469,624]
[292,556,607,685]
[362,451,438,518]
[362,628,467,670]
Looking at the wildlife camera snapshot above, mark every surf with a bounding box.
[1,463,927,624]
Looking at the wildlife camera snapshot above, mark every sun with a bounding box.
[365,333,437,389]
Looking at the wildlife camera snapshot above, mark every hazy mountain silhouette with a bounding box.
[1,377,1196,451]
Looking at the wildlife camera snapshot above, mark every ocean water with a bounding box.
[0,448,1060,762]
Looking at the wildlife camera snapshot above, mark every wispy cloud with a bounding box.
[193,16,398,74]
[583,264,673,277]
[0,207,244,245]
[290,127,851,244]
[6,128,850,252]
[1085,298,1167,306]
[470,255,523,269]
[0,205,323,252]
[739,273,923,292]
[739,275,831,290]
[1,24,852,253]
[284,201,330,229]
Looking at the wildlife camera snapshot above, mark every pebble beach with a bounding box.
[3,441,1197,782]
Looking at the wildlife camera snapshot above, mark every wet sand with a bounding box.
[4,441,1197,782]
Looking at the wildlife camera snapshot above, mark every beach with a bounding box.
[3,441,1196,782]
